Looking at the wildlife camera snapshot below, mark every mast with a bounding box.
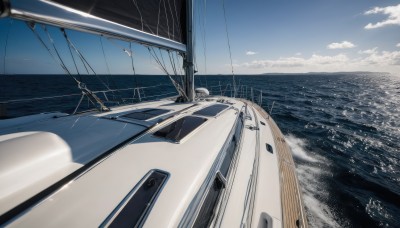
[185,0,195,102]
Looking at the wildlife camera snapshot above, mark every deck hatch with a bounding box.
[193,104,229,117]
[121,108,170,121]
[105,170,169,228]
[154,116,207,142]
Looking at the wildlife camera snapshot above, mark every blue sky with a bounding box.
[0,0,399,75]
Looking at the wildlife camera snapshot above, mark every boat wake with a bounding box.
[285,134,341,228]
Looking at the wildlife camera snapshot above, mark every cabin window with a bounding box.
[122,108,170,121]
[193,104,229,117]
[220,114,243,176]
[193,175,226,228]
[192,113,244,227]
[104,170,169,228]
[154,116,207,142]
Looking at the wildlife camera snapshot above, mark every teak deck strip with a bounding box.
[244,100,308,228]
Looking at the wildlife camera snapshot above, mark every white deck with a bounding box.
[0,97,286,227]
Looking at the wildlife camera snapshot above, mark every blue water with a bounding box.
[1,73,399,227]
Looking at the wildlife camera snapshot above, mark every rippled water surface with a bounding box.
[233,73,400,228]
[1,73,399,227]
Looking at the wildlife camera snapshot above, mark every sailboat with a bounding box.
[0,0,308,227]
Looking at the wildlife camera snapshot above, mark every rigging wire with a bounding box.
[2,19,13,75]
[27,23,71,76]
[99,36,111,85]
[193,0,208,88]
[128,42,139,90]
[42,25,72,76]
[60,28,80,79]
[147,46,187,100]
[168,50,178,75]
[221,0,236,97]
[201,0,209,88]
[63,31,112,91]
[129,42,136,75]
[63,32,92,75]
[201,0,208,75]
[99,36,124,102]
[105,36,139,92]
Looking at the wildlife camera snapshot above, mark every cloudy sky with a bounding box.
[199,0,400,75]
[0,0,399,75]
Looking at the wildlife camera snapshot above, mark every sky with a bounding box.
[0,0,399,76]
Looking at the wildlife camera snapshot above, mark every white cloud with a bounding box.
[327,41,355,49]
[358,47,378,55]
[246,51,257,55]
[396,43,400,47]
[230,51,400,75]
[239,54,349,69]
[295,52,302,56]
[364,4,400,29]
[360,50,400,66]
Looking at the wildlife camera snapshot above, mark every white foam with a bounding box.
[303,194,340,228]
[285,134,317,162]
[285,134,342,227]
[366,197,392,225]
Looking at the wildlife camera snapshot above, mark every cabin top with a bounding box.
[0,97,282,227]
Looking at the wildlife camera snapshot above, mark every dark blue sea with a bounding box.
[1,73,399,227]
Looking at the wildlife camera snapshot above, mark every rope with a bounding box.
[221,0,236,97]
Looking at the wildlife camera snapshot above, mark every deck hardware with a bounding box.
[193,104,229,117]
[216,171,227,188]
[103,170,169,228]
[154,116,207,143]
[260,121,265,126]
[246,125,259,131]
[122,108,170,121]
[266,144,273,153]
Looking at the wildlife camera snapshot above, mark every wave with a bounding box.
[285,134,316,162]
[285,134,341,227]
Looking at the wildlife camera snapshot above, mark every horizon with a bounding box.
[1,71,394,76]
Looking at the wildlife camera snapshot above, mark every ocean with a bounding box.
[1,73,399,227]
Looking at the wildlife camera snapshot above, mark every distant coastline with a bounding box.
[0,71,392,76]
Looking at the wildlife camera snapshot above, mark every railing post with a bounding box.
[270,101,275,115]
[251,87,254,103]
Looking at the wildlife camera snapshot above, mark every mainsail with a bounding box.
[0,0,187,52]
